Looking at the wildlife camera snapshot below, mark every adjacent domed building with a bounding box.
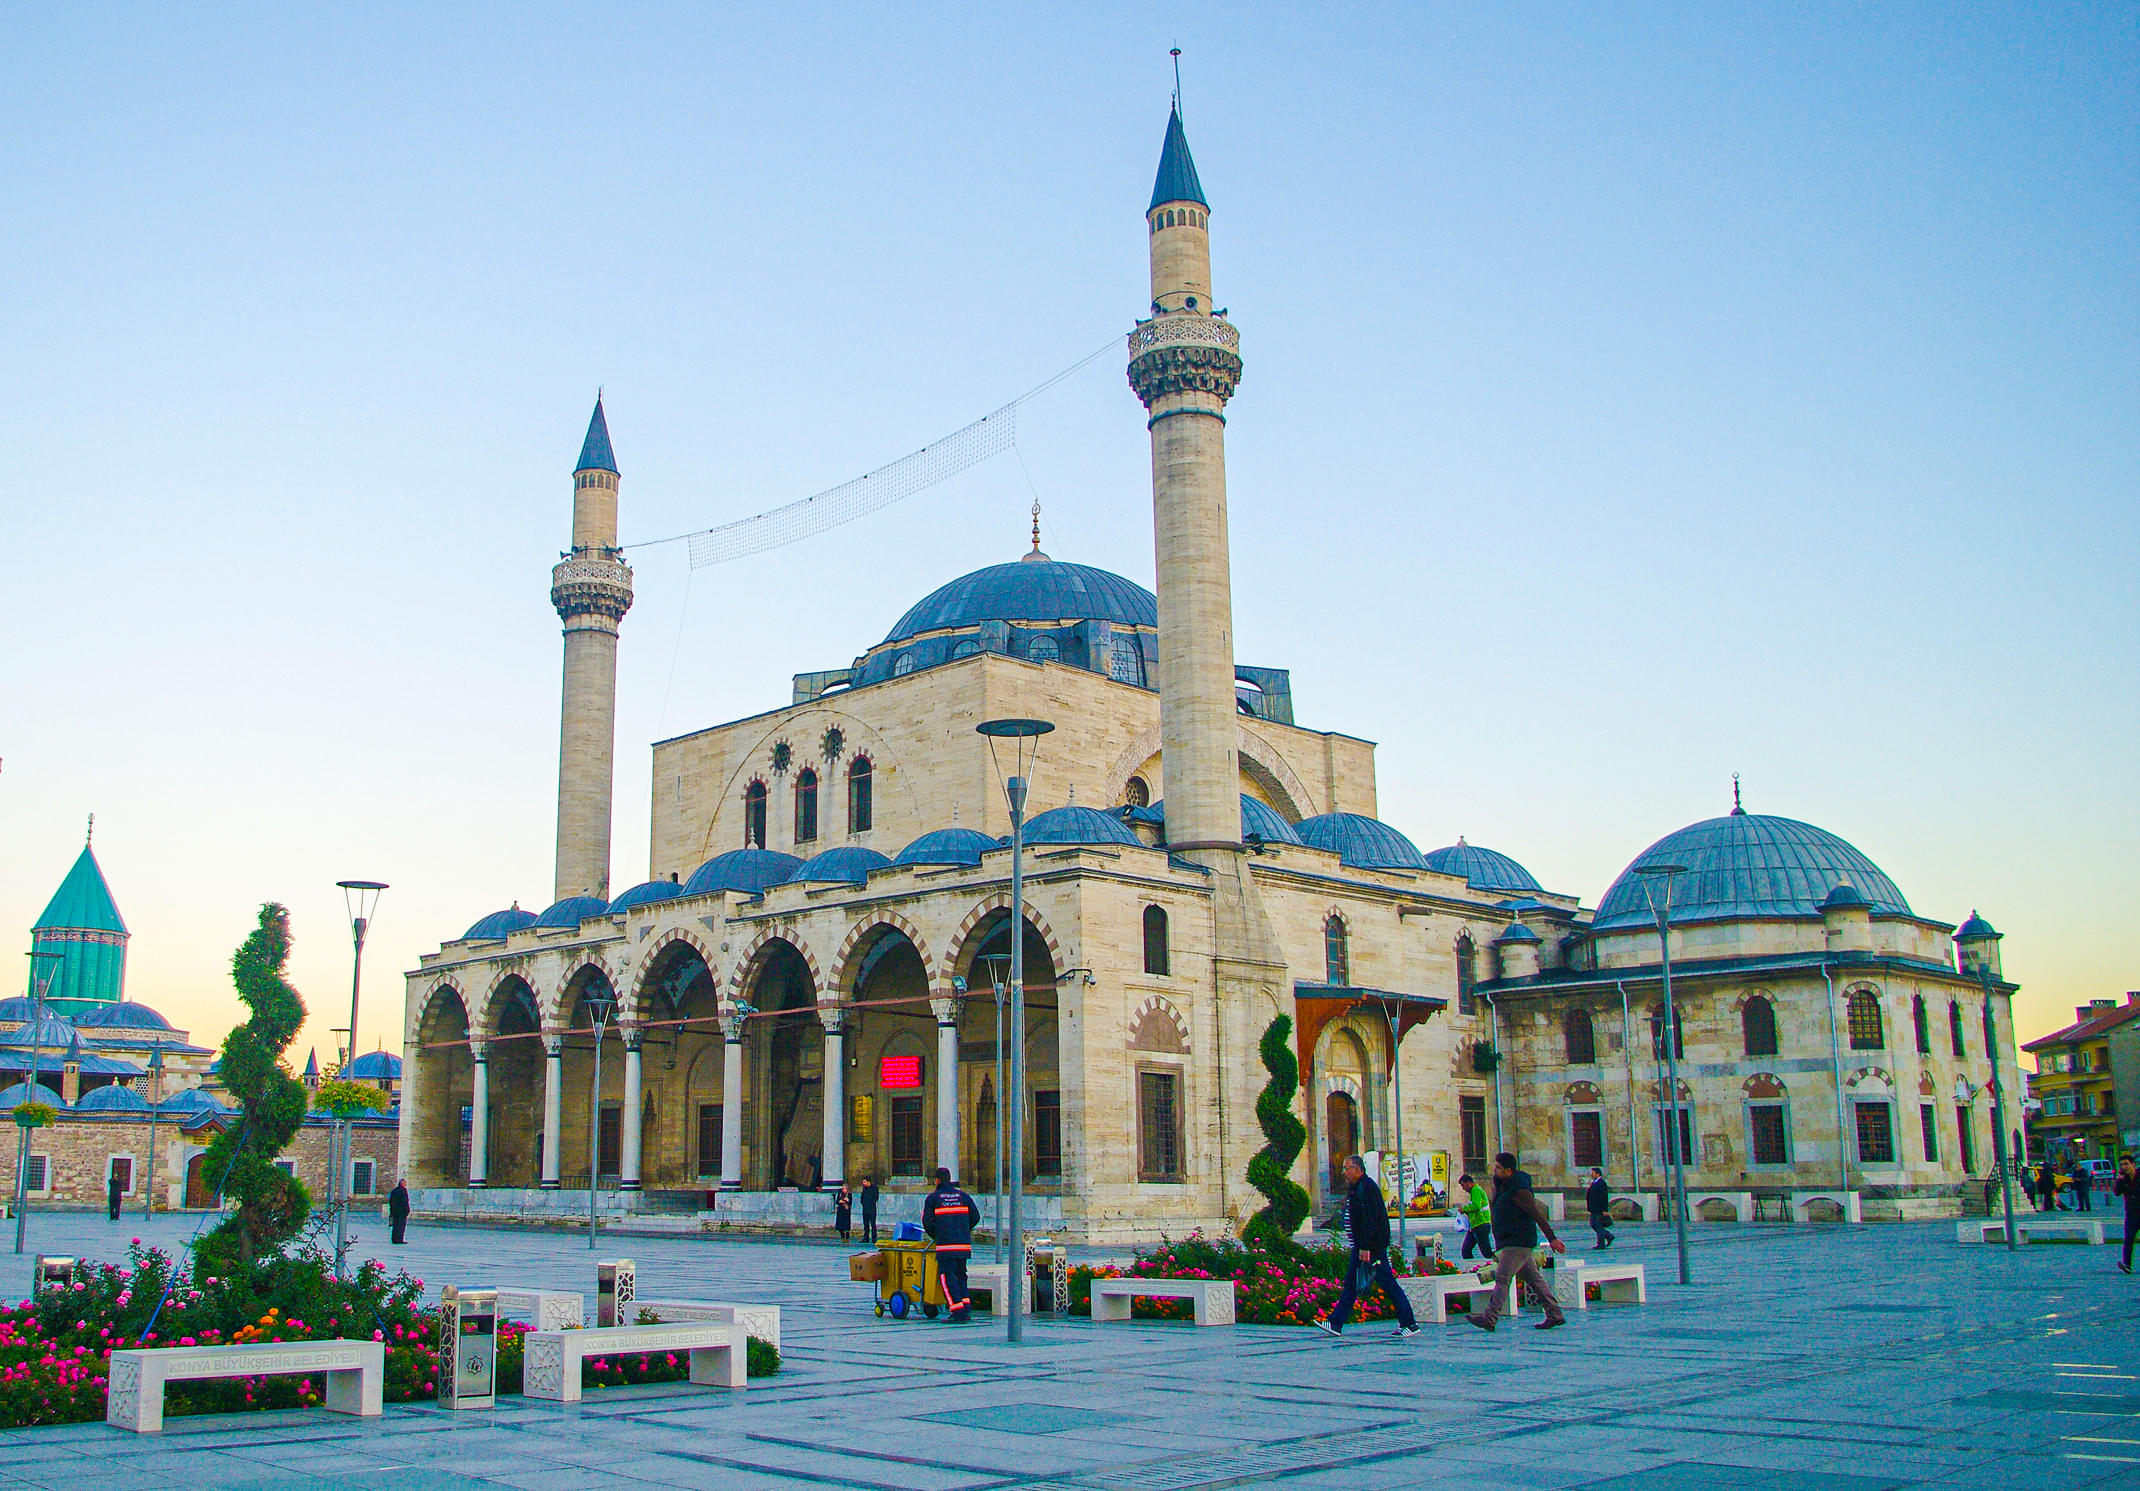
[397,104,2013,1236]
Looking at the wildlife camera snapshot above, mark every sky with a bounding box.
[2,5,2133,1067]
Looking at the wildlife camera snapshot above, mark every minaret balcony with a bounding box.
[550,554,635,625]
[1127,314,1243,408]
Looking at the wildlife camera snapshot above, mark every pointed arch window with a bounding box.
[793,768,818,844]
[1847,990,1885,1050]
[743,781,768,848]
[1143,905,1170,976]
[846,756,873,834]
[1949,1000,1967,1059]
[1742,995,1778,1058]
[1323,914,1350,987]
[1564,1008,1596,1065]
[1455,933,1476,1016]
[1912,994,1931,1055]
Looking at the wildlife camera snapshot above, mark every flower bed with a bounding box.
[0,1239,775,1429]
[1065,1233,1459,1326]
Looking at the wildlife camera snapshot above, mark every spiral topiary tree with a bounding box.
[196,903,313,1274]
[1242,1014,1312,1252]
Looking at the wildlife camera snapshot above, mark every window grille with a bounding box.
[1919,1103,1940,1163]
[1846,992,1885,1050]
[1912,996,1931,1055]
[1034,1090,1062,1177]
[1742,996,1778,1058]
[743,781,768,848]
[1459,1096,1488,1170]
[697,1105,722,1177]
[889,1095,925,1176]
[1455,934,1475,1015]
[1854,1101,1895,1164]
[1109,634,1144,685]
[794,769,818,843]
[1656,1106,1694,1167]
[1027,635,1059,664]
[1564,1009,1596,1065]
[1142,905,1170,976]
[1139,1070,1183,1181]
[351,1159,376,1196]
[1947,1002,1966,1059]
[1323,915,1349,987]
[847,758,873,834]
[1570,1111,1603,1169]
[1749,1104,1788,1165]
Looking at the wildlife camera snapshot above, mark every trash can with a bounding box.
[436,1286,497,1410]
[875,1237,944,1319]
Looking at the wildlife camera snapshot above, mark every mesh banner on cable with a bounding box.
[668,404,1015,571]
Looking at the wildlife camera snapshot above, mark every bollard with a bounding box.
[597,1259,635,1327]
[437,1286,497,1410]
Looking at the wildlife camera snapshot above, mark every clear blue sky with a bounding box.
[3,4,2133,1062]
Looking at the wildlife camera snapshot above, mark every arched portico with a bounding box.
[736,938,820,1189]
[479,975,544,1188]
[950,907,1063,1193]
[410,983,471,1188]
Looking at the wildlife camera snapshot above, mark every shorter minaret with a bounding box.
[551,398,634,901]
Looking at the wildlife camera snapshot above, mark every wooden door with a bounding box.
[1326,1092,1358,1189]
[183,1153,213,1209]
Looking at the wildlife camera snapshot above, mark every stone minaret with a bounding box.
[1128,105,1244,855]
[551,398,634,900]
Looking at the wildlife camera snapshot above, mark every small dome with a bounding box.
[1495,921,1541,944]
[0,1082,63,1109]
[72,1001,176,1032]
[683,848,804,898]
[1021,805,1142,848]
[1957,910,2000,940]
[1819,883,1872,911]
[463,906,537,941]
[157,1087,228,1114]
[0,997,43,1023]
[1424,841,1542,893]
[883,559,1157,645]
[895,828,1001,868]
[788,847,893,886]
[0,1014,78,1050]
[608,880,685,913]
[76,1083,150,1112]
[344,1050,402,1081]
[1149,796,1305,847]
[1294,813,1430,871]
[1593,813,1911,932]
[534,895,610,929]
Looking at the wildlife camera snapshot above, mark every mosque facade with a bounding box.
[395,107,2020,1237]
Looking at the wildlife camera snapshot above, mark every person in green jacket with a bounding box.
[1457,1172,1493,1260]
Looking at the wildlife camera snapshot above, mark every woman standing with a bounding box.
[834,1185,854,1243]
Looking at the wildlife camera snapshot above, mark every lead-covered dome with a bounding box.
[73,1001,176,1032]
[1022,805,1142,847]
[895,828,1001,867]
[344,1050,402,1081]
[608,880,685,913]
[463,906,537,941]
[787,847,892,886]
[684,848,804,898]
[1149,795,1305,847]
[884,558,1156,644]
[77,1083,150,1112]
[1424,841,1542,894]
[534,895,610,930]
[1591,813,1911,932]
[1294,813,1429,871]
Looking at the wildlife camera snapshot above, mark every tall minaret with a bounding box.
[551,397,634,901]
[1128,104,1245,856]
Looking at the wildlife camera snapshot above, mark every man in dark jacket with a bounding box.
[1313,1156,1420,1339]
[387,1180,411,1244]
[859,1176,880,1244]
[2115,1156,2140,1274]
[107,1167,125,1222]
[921,1168,981,1322]
[1467,1153,1567,1332]
[1584,1167,1613,1250]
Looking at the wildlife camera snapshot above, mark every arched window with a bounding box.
[1455,933,1476,1016]
[892,652,915,677]
[742,781,767,848]
[1742,995,1778,1058]
[1323,914,1349,987]
[1142,905,1170,976]
[1109,634,1144,685]
[793,769,818,844]
[1123,776,1150,809]
[846,756,873,834]
[1649,1006,1684,1061]
[1564,1008,1596,1065]
[1847,991,1885,1050]
[1949,1000,1967,1059]
[1912,995,1931,1055]
[1028,635,1059,664]
[952,638,981,659]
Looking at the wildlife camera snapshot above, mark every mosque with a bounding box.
[395,104,2019,1237]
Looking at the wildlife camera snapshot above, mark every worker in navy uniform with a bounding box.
[922,1166,982,1322]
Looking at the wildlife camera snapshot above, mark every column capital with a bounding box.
[818,1007,847,1037]
[468,1039,489,1062]
[542,1034,563,1057]
[929,995,962,1026]
[621,1028,644,1052]
[722,1012,748,1043]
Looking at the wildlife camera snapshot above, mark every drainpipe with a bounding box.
[1618,981,1639,1197]
[1485,994,1505,1158]
[1823,967,1848,1192]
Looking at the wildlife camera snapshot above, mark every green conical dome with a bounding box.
[28,843,128,1017]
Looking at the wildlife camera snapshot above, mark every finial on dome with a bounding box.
[1457,835,1467,847]
[1731,774,1744,816]
[85,813,93,845]
[1022,498,1051,562]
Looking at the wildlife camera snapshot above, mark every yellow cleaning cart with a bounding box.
[852,1227,946,1319]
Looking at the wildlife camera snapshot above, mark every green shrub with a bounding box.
[1242,1016,1311,1252]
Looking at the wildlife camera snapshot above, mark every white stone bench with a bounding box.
[1970,1217,2106,1245]
[495,1287,584,1331]
[966,1260,1011,1313]
[1398,1272,1525,1325]
[1790,1190,1862,1224]
[633,1297,781,1349]
[1686,1191,1752,1223]
[106,1339,383,1433]
[1568,1260,1647,1303]
[1090,1277,1235,1326]
[523,1320,746,1404]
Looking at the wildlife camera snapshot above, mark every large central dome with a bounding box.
[883,556,1156,644]
[1591,812,1911,932]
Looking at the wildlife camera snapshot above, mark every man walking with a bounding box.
[387,1178,411,1245]
[1584,1167,1613,1249]
[1467,1153,1568,1333]
[107,1166,124,1222]
[2037,1161,2058,1212]
[2077,1163,2095,1212]
[859,1176,880,1244]
[922,1168,981,1323]
[1314,1155,1421,1339]
[1457,1172,1493,1260]
[2115,1157,2139,1275]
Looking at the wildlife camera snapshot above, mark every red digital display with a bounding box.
[879,1055,923,1089]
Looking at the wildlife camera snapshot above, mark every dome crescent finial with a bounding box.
[1731,773,1744,816]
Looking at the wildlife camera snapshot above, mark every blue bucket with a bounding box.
[894,1221,925,1242]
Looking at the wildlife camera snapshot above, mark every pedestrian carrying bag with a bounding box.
[1349,1259,1374,1295]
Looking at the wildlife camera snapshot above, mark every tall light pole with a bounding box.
[582,985,617,1250]
[15,952,63,1254]
[978,717,1052,1344]
[1981,965,2018,1252]
[141,1043,165,1219]
[1634,862,1691,1286]
[336,881,388,1072]
[977,955,1009,1265]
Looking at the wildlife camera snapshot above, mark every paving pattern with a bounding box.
[4,1209,2138,1489]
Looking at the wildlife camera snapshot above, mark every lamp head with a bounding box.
[338,881,388,941]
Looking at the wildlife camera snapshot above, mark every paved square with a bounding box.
[5,1211,2138,1488]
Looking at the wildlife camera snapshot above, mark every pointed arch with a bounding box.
[1128,995,1189,1054]
[629,928,719,1020]
[727,928,824,1005]
[832,911,937,1000]
[946,894,1067,987]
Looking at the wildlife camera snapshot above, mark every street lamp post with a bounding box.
[583,987,617,1250]
[1981,965,2018,1253]
[141,1044,165,1218]
[1633,862,1692,1287]
[336,882,388,1073]
[15,952,64,1254]
[978,717,1052,1344]
[976,954,1010,1265]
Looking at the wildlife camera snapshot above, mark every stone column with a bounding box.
[540,1036,563,1189]
[468,1042,490,1188]
[620,1034,644,1191]
[932,994,962,1181]
[820,1010,846,1192]
[720,1012,746,1191]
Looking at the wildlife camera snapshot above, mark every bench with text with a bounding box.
[106,1339,384,1433]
